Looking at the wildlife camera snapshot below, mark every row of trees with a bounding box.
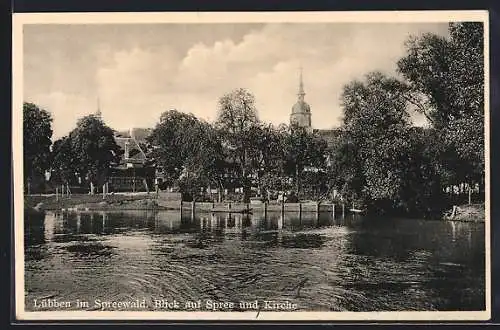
[145,91,328,203]
[145,22,484,216]
[23,22,484,217]
[328,22,484,215]
[24,97,328,203]
[23,106,122,195]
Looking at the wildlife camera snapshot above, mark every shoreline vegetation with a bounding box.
[24,194,485,223]
[442,203,485,222]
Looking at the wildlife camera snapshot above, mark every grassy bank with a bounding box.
[24,194,342,214]
[27,194,483,222]
[25,193,163,211]
[443,203,485,222]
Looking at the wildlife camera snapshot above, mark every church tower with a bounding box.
[290,67,312,132]
[95,97,102,120]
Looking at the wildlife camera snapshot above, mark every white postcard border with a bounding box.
[12,10,491,321]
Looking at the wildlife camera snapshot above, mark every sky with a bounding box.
[23,22,450,140]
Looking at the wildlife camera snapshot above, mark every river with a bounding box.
[24,210,485,312]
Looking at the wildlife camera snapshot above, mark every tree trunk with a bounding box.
[241,162,250,203]
[479,178,485,200]
[243,181,251,204]
[468,182,472,205]
[295,166,301,196]
[218,180,223,203]
[90,181,95,195]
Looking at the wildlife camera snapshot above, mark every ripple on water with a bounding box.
[24,211,486,312]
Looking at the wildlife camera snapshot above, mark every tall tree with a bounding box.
[397,22,485,195]
[283,125,327,197]
[247,123,287,198]
[147,110,226,200]
[147,110,201,186]
[69,115,122,194]
[23,102,53,194]
[215,88,260,203]
[51,136,78,187]
[338,72,415,211]
[180,120,226,201]
[398,127,448,215]
[326,129,365,202]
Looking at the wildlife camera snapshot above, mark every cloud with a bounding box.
[25,92,94,140]
[24,22,450,138]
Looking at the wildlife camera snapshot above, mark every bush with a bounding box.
[285,192,299,203]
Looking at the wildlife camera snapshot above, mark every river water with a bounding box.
[24,210,485,312]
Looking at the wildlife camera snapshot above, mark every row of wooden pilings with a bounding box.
[179,201,347,218]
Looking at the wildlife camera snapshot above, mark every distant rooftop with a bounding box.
[314,128,341,147]
[114,128,152,143]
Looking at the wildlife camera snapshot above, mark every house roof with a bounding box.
[314,128,341,147]
[114,136,147,164]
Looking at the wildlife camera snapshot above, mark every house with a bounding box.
[108,128,156,192]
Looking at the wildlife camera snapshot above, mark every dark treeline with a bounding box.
[23,22,484,218]
[329,22,484,216]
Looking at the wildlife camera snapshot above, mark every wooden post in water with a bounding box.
[264,201,268,219]
[281,201,285,214]
[56,187,59,201]
[180,200,183,217]
[315,202,320,224]
[191,200,196,218]
[76,213,81,233]
[278,213,283,230]
[332,203,336,219]
[299,203,302,220]
[342,203,345,218]
[102,212,107,232]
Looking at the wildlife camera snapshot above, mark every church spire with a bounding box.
[96,96,102,119]
[298,66,305,101]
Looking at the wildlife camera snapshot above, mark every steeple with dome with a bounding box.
[290,67,312,132]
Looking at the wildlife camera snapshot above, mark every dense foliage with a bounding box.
[23,22,484,216]
[52,115,123,193]
[397,22,484,190]
[23,102,53,193]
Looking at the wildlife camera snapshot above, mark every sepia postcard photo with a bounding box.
[13,10,490,321]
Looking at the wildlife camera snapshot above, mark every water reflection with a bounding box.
[24,210,485,312]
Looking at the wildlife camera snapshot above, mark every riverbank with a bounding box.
[25,195,487,223]
[24,193,164,212]
[24,194,345,214]
[443,203,485,222]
